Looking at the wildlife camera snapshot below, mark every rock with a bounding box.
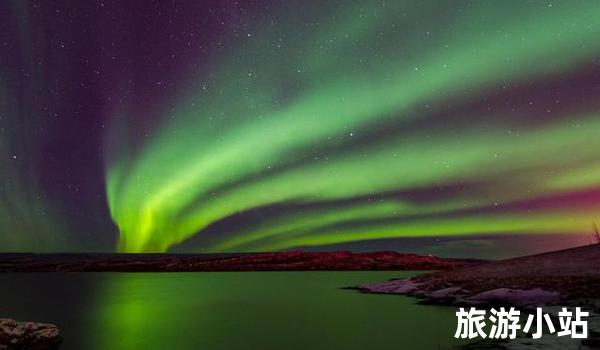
[465,288,562,307]
[428,286,467,303]
[0,318,61,350]
[359,279,421,294]
[359,279,564,308]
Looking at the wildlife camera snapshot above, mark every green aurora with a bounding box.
[104,1,600,252]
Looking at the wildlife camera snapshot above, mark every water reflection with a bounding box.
[1,272,465,349]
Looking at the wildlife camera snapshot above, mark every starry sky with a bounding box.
[1,0,600,257]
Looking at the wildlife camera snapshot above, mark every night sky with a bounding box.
[1,0,600,256]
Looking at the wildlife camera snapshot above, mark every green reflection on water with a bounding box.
[0,272,467,349]
[90,272,462,350]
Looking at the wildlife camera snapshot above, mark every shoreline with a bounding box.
[0,251,483,273]
[358,244,600,303]
[356,244,600,349]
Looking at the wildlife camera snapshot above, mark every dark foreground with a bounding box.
[0,251,482,272]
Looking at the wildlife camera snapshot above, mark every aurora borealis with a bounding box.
[1,1,600,255]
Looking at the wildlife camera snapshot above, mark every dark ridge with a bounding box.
[0,251,484,272]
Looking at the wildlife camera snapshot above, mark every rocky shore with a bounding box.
[0,251,483,272]
[357,244,600,349]
[0,319,61,350]
[358,244,600,304]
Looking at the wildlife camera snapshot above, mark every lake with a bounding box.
[0,272,466,349]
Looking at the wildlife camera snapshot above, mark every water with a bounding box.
[0,272,465,349]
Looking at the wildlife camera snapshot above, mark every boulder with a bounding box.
[0,318,61,350]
